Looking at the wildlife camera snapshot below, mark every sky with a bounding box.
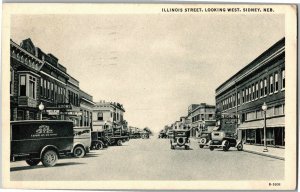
[11,14,284,133]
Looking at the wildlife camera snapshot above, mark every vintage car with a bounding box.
[170,130,190,150]
[90,131,109,150]
[10,120,74,167]
[158,130,168,138]
[198,131,212,148]
[72,126,91,158]
[209,131,243,151]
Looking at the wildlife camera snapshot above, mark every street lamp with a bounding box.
[38,102,44,120]
[262,102,268,152]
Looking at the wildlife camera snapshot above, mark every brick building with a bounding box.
[215,37,285,147]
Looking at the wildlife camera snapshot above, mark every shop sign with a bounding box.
[57,103,72,109]
[60,111,83,116]
[46,110,60,115]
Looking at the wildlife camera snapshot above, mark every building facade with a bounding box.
[92,100,126,132]
[187,103,216,137]
[79,89,95,129]
[10,38,94,125]
[215,37,285,147]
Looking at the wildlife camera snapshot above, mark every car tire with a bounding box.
[25,159,40,166]
[237,143,243,151]
[209,146,214,151]
[98,142,104,150]
[117,140,122,146]
[73,146,86,158]
[41,150,58,167]
[199,138,207,145]
[223,140,229,151]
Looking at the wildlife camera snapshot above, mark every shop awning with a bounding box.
[238,116,285,130]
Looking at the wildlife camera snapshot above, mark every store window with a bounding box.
[275,72,279,92]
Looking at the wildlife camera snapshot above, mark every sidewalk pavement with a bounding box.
[243,144,285,160]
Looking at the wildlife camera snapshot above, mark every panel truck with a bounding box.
[208,113,243,151]
[72,126,91,158]
[90,131,109,150]
[10,120,74,167]
[105,127,129,146]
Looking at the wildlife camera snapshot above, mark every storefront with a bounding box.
[238,116,285,147]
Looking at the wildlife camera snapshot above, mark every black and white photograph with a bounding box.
[1,3,297,190]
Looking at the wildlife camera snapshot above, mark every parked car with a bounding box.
[170,130,190,150]
[90,131,109,150]
[209,131,243,151]
[10,120,74,167]
[158,131,168,138]
[198,131,212,148]
[72,126,91,158]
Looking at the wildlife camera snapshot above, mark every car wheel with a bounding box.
[98,142,104,150]
[223,140,229,151]
[73,146,86,158]
[209,146,214,151]
[199,138,207,145]
[41,150,58,167]
[117,140,122,146]
[25,159,40,166]
[199,145,204,148]
[237,143,243,151]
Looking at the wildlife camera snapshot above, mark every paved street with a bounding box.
[10,137,284,181]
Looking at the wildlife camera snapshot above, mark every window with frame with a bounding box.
[242,89,245,103]
[269,75,274,94]
[10,68,14,95]
[40,78,43,96]
[282,69,285,89]
[19,75,26,96]
[260,80,263,97]
[245,88,248,102]
[47,81,50,98]
[97,112,103,121]
[256,83,259,99]
[43,79,47,97]
[252,84,255,100]
[29,76,36,99]
[51,82,54,99]
[249,87,252,101]
[274,72,279,92]
[264,78,267,96]
[237,92,240,105]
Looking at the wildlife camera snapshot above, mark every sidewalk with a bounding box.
[243,144,285,160]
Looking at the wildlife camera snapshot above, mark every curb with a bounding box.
[243,149,285,161]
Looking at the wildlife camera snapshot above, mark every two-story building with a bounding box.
[79,89,95,129]
[187,103,216,137]
[92,100,126,132]
[215,37,285,147]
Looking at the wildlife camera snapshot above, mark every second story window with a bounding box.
[260,80,263,98]
[252,84,255,100]
[264,78,267,96]
[242,89,245,103]
[269,75,274,94]
[29,76,36,99]
[275,72,279,92]
[237,92,240,105]
[282,69,285,89]
[97,112,103,121]
[10,68,14,95]
[255,83,259,99]
[19,75,26,96]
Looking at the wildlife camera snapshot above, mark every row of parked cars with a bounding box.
[10,120,130,167]
[166,114,244,151]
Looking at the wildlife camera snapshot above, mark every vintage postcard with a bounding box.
[1,3,297,190]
